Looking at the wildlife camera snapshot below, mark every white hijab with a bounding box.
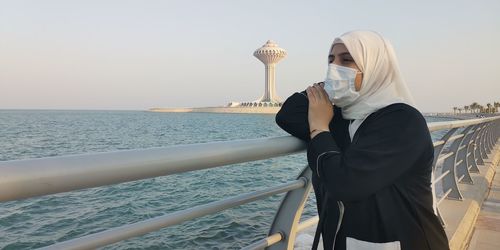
[331,30,416,140]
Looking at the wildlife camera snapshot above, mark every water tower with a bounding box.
[253,40,287,104]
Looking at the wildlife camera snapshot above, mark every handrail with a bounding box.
[0,136,305,202]
[427,116,499,132]
[1,116,499,249]
[2,117,499,203]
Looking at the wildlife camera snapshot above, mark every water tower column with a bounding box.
[253,40,287,104]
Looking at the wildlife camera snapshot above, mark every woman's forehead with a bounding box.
[329,43,350,55]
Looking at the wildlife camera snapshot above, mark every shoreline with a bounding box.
[149,106,281,114]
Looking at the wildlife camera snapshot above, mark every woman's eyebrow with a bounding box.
[329,52,352,57]
[338,52,352,57]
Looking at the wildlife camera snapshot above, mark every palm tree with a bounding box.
[470,102,479,113]
[494,102,500,113]
[458,108,463,114]
[486,103,492,113]
[464,105,469,113]
[453,107,458,115]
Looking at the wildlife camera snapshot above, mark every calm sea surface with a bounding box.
[0,110,453,249]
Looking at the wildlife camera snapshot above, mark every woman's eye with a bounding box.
[342,59,355,65]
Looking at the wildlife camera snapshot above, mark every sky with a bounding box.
[1,0,499,112]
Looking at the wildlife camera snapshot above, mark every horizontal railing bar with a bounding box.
[433,140,445,147]
[437,188,453,205]
[0,136,306,202]
[427,116,499,132]
[437,152,454,164]
[39,179,306,250]
[458,175,465,183]
[296,215,319,232]
[241,233,283,250]
[433,170,451,184]
[467,152,472,157]
[456,159,463,166]
[242,215,319,250]
[447,134,464,143]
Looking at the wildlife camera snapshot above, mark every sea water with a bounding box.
[0,110,452,249]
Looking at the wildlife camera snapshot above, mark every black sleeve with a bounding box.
[306,106,432,201]
[275,90,311,142]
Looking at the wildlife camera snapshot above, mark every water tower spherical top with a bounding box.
[253,40,287,64]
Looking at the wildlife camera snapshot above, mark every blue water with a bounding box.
[0,110,453,249]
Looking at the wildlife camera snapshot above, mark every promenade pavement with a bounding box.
[467,153,500,250]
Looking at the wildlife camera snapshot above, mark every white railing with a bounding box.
[0,116,499,249]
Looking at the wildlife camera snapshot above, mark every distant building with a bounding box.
[250,40,287,106]
[151,40,287,114]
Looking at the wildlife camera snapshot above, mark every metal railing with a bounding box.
[0,116,499,249]
[428,117,500,226]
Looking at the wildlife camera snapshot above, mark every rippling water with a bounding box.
[0,110,453,249]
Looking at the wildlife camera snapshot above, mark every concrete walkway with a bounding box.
[442,143,500,250]
[467,158,500,250]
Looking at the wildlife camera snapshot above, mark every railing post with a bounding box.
[490,120,497,148]
[479,123,489,159]
[431,170,445,226]
[494,120,497,144]
[474,124,486,166]
[494,119,498,140]
[431,128,457,225]
[493,119,498,144]
[496,120,499,141]
[496,120,500,144]
[432,128,458,169]
[497,119,500,143]
[486,122,493,150]
[466,125,481,173]
[267,166,312,250]
[487,121,496,150]
[442,131,464,200]
[494,119,500,145]
[455,125,475,184]
[484,123,492,154]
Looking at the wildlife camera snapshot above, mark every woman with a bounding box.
[275,30,449,250]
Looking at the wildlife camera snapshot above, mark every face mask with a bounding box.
[323,63,362,107]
